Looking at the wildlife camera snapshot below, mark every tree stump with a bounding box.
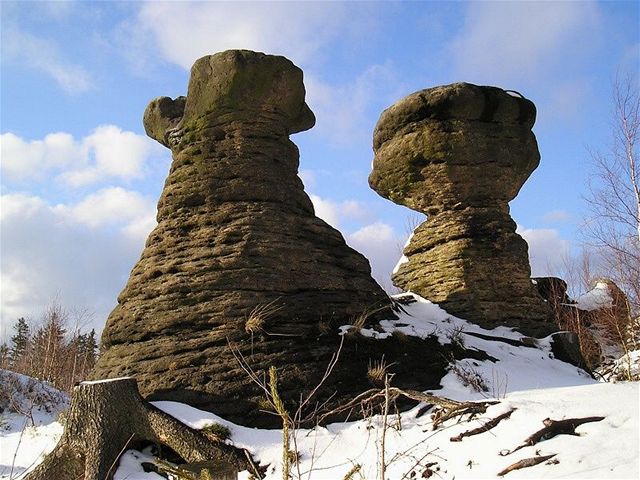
[25,378,256,480]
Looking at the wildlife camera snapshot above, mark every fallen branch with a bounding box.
[450,408,516,442]
[501,416,605,456]
[497,454,557,476]
[315,386,496,428]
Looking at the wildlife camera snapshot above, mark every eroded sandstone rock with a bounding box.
[92,50,402,425]
[370,82,553,336]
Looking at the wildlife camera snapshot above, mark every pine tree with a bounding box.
[10,317,30,367]
[84,329,98,365]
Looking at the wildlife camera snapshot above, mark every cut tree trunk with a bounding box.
[25,378,259,480]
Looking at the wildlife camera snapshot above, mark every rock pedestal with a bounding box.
[369,82,553,336]
[92,50,395,424]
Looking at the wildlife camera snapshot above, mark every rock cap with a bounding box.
[144,50,315,148]
[370,82,540,211]
[374,82,537,150]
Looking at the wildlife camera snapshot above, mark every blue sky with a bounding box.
[1,0,638,337]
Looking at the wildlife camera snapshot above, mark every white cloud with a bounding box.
[310,195,341,228]
[117,3,402,147]
[517,225,571,277]
[63,126,155,186]
[449,1,601,85]
[340,200,369,221]
[308,193,404,291]
[68,187,156,234]
[305,64,402,145]
[127,1,348,70]
[0,132,81,179]
[347,221,405,292]
[1,24,93,94]
[309,194,370,229]
[0,191,157,337]
[1,126,160,185]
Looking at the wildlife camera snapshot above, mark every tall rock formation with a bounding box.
[369,83,553,337]
[92,50,397,424]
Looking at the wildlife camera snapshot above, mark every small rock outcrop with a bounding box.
[542,278,633,369]
[369,82,553,337]
[92,50,398,424]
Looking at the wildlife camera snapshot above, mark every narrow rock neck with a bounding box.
[157,119,313,222]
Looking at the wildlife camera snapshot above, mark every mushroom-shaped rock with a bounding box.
[92,50,424,426]
[370,83,553,336]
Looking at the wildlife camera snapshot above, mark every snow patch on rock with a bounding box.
[575,281,613,311]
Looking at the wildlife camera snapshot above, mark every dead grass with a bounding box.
[445,324,465,348]
[245,299,283,335]
[350,304,389,335]
[447,356,489,393]
[368,356,391,386]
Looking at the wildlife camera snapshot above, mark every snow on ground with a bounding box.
[0,371,67,479]
[152,382,639,480]
[2,294,638,479]
[343,293,595,396]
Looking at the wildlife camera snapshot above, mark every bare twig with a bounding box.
[379,375,391,480]
[497,454,557,476]
[9,416,29,480]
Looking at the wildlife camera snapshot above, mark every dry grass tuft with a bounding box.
[245,299,283,335]
[367,356,390,386]
[350,304,389,334]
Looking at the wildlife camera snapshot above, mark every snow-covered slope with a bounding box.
[1,295,638,479]
[151,382,639,480]
[0,371,67,479]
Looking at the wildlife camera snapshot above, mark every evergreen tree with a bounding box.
[84,329,98,364]
[10,317,30,366]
